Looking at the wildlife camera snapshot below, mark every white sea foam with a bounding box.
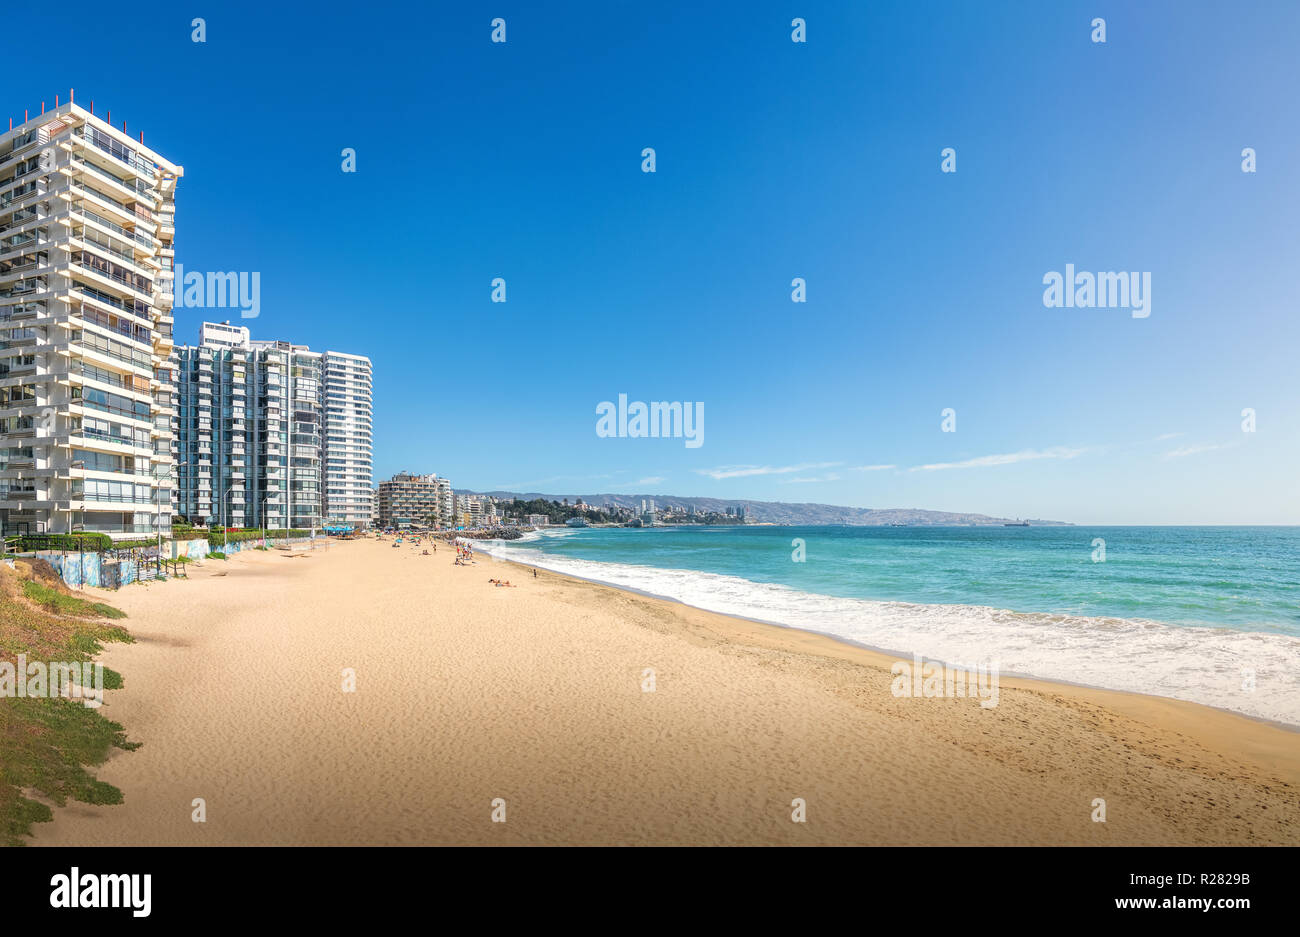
[480,538,1300,726]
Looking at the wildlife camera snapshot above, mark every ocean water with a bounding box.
[475,525,1300,726]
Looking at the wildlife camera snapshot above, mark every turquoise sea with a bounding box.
[479,525,1300,725]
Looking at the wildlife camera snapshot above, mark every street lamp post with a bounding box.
[154,461,186,565]
[220,484,238,553]
[225,487,231,552]
[66,460,86,587]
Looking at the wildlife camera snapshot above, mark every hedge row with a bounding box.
[9,530,313,554]
[12,533,114,552]
[11,535,161,553]
[199,529,314,548]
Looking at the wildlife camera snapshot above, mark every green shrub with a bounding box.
[110,539,158,551]
[207,551,228,560]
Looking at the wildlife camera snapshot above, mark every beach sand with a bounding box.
[26,537,1300,846]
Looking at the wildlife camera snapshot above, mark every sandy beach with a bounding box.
[26,536,1300,846]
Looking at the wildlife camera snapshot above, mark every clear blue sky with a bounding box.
[17,0,1299,523]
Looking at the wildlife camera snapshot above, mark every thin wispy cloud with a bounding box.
[1154,432,1183,441]
[633,476,665,485]
[1164,442,1237,459]
[781,472,842,484]
[909,447,1087,472]
[695,461,841,480]
[782,464,891,483]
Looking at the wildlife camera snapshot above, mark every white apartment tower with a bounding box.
[322,351,373,528]
[433,475,452,527]
[0,101,182,540]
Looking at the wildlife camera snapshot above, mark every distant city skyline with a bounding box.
[7,1,1295,525]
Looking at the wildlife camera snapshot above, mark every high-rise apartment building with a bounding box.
[0,102,181,540]
[172,322,371,530]
[246,336,325,531]
[322,351,373,527]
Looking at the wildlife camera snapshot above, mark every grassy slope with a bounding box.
[0,561,137,846]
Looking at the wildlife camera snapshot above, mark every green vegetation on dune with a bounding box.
[0,696,138,846]
[0,561,136,846]
[21,580,126,620]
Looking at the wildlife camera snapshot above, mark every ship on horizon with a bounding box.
[1003,519,1030,527]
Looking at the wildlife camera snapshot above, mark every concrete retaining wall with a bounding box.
[26,534,321,589]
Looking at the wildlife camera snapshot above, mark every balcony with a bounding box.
[71,126,157,181]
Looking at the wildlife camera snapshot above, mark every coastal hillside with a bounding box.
[461,491,1071,526]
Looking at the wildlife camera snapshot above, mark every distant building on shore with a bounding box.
[376,472,450,529]
[432,475,452,525]
[456,493,489,527]
[526,513,548,527]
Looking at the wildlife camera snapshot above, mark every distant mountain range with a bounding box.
[456,490,1072,526]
